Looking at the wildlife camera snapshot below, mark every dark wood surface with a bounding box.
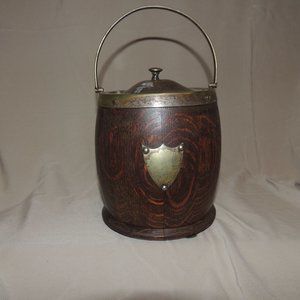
[102,205,216,240]
[95,103,221,240]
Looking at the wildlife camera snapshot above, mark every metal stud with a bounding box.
[178,143,184,151]
[161,184,168,191]
[143,147,150,154]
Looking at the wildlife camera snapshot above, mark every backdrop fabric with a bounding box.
[0,0,300,299]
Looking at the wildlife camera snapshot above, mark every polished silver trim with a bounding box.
[97,89,217,108]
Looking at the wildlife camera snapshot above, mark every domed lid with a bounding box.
[98,67,217,108]
[127,68,192,94]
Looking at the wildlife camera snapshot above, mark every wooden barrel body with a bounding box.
[95,101,221,240]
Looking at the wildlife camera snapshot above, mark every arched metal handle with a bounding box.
[94,5,218,93]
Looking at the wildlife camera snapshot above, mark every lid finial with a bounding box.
[149,67,163,80]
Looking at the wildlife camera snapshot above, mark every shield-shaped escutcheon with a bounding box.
[142,143,184,190]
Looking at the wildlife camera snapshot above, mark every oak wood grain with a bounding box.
[95,102,221,239]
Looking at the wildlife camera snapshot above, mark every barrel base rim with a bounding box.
[102,205,216,240]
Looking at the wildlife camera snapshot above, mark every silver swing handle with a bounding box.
[94,5,218,93]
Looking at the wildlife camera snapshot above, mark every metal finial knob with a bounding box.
[149,67,163,80]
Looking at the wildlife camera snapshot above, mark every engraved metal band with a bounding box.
[94,5,218,93]
[98,89,217,108]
